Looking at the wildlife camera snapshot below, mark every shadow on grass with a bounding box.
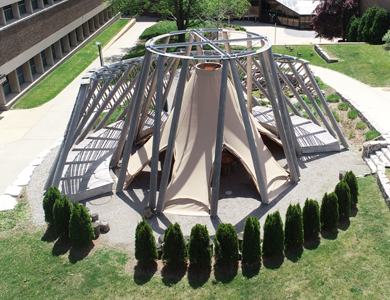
[242,261,261,279]
[321,228,339,240]
[41,226,57,243]
[304,237,321,250]
[52,236,72,256]
[338,218,350,231]
[262,255,284,270]
[213,262,239,283]
[350,206,359,218]
[187,264,211,288]
[161,264,187,286]
[133,262,158,285]
[68,242,95,264]
[285,246,303,263]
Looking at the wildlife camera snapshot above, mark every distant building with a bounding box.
[0,0,114,110]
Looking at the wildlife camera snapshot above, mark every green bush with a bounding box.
[344,171,359,206]
[347,15,360,42]
[43,186,62,226]
[53,196,73,237]
[365,130,380,141]
[334,181,351,220]
[332,110,340,122]
[284,204,303,248]
[162,223,187,268]
[263,211,284,256]
[370,8,389,44]
[363,5,381,43]
[303,199,321,239]
[69,202,95,247]
[338,102,349,111]
[356,121,367,130]
[188,224,212,268]
[241,216,261,263]
[214,223,239,265]
[357,11,368,42]
[320,192,339,229]
[135,217,158,266]
[349,130,356,139]
[347,110,358,119]
[383,30,390,48]
[326,94,340,103]
[139,21,178,40]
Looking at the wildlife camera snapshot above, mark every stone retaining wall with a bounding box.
[377,164,390,209]
[314,45,338,64]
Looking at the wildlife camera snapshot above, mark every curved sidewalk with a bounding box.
[309,65,390,136]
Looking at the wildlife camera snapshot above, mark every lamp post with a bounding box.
[94,42,103,66]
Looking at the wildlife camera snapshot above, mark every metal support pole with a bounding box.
[156,59,189,213]
[284,94,302,117]
[247,35,252,113]
[302,63,349,149]
[116,51,153,192]
[230,60,269,204]
[259,52,299,182]
[149,55,165,210]
[162,58,180,110]
[210,60,229,216]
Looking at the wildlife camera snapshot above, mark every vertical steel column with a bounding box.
[115,51,153,191]
[302,63,349,149]
[247,35,252,113]
[156,59,189,213]
[259,52,299,182]
[149,55,165,210]
[210,60,229,216]
[230,60,269,204]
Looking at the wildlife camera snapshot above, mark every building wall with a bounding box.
[359,0,390,15]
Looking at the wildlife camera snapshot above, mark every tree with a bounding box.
[302,199,321,239]
[320,192,339,229]
[241,216,261,264]
[369,7,389,44]
[162,222,188,268]
[334,181,351,220]
[284,203,303,248]
[135,217,158,266]
[344,171,358,206]
[312,0,358,41]
[69,202,95,247]
[263,211,284,256]
[188,224,212,268]
[214,223,238,265]
[43,186,62,226]
[346,15,360,42]
[53,196,73,238]
[361,5,380,43]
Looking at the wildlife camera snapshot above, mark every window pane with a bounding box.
[41,51,47,67]
[29,58,36,74]
[16,66,24,85]
[32,0,38,9]
[51,44,56,59]
[2,76,11,96]
[19,1,27,15]
[4,5,13,21]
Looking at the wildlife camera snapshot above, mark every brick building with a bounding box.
[0,0,113,110]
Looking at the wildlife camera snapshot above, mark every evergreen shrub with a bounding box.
[383,30,390,48]
[302,198,321,239]
[214,223,238,265]
[357,11,368,42]
[241,216,261,263]
[334,181,351,220]
[370,8,389,44]
[320,192,339,229]
[162,223,187,268]
[188,224,212,268]
[53,196,73,237]
[43,186,62,226]
[347,15,360,42]
[365,130,380,141]
[135,217,158,266]
[344,171,359,206]
[362,5,380,42]
[263,211,284,256]
[69,202,95,247]
[284,203,303,248]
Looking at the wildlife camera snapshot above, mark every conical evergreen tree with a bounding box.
[334,181,351,220]
[53,196,73,237]
[214,223,239,265]
[162,222,187,268]
[302,198,321,239]
[43,186,62,226]
[242,216,261,263]
[69,202,95,247]
[263,211,284,256]
[135,217,158,266]
[188,224,212,268]
[284,203,303,248]
[344,171,358,206]
[320,192,339,229]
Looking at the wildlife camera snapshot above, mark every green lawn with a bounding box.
[12,19,130,110]
[1,175,390,299]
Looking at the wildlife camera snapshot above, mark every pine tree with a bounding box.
[43,186,62,226]
[69,202,95,247]
[344,171,358,206]
[320,192,339,229]
[241,216,261,263]
[53,196,73,237]
[162,223,187,268]
[303,198,321,239]
[188,224,212,268]
[214,223,239,265]
[263,211,284,256]
[334,181,351,220]
[284,203,303,248]
[135,217,158,266]
[369,7,389,44]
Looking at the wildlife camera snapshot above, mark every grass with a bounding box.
[326,94,340,103]
[0,201,30,232]
[13,19,131,110]
[338,102,349,111]
[356,121,367,130]
[366,130,380,141]
[349,130,356,139]
[2,176,390,299]
[348,110,359,119]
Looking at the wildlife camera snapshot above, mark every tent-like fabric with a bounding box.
[125,65,291,216]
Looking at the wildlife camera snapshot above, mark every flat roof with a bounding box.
[276,0,319,15]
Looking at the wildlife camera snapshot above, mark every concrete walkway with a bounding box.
[0,17,158,198]
[309,65,390,136]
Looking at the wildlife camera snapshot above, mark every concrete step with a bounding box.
[382,147,390,162]
[376,150,390,166]
[370,154,381,166]
[363,157,377,173]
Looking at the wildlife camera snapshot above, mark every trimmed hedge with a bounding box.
[263,211,284,256]
[53,196,73,238]
[162,223,187,268]
[69,202,95,247]
[303,198,321,239]
[135,217,158,266]
[285,203,303,248]
[334,181,351,220]
[320,192,339,229]
[214,223,239,265]
[43,186,62,226]
[344,171,359,206]
[241,216,261,263]
[188,224,212,268]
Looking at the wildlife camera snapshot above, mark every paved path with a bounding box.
[0,17,157,197]
[309,65,390,136]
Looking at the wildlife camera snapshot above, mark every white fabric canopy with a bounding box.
[276,0,318,15]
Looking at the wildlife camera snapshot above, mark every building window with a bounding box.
[4,5,13,21]
[29,58,36,75]
[32,0,38,10]
[68,34,71,47]
[51,44,56,59]
[16,66,24,85]
[18,1,27,15]
[60,39,64,53]
[44,0,48,4]
[41,51,47,67]
[2,76,11,96]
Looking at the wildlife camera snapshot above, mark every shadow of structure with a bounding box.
[214,262,239,283]
[161,264,187,286]
[242,261,261,279]
[68,242,95,264]
[187,264,211,288]
[133,262,158,285]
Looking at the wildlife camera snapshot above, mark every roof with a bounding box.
[276,0,319,15]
